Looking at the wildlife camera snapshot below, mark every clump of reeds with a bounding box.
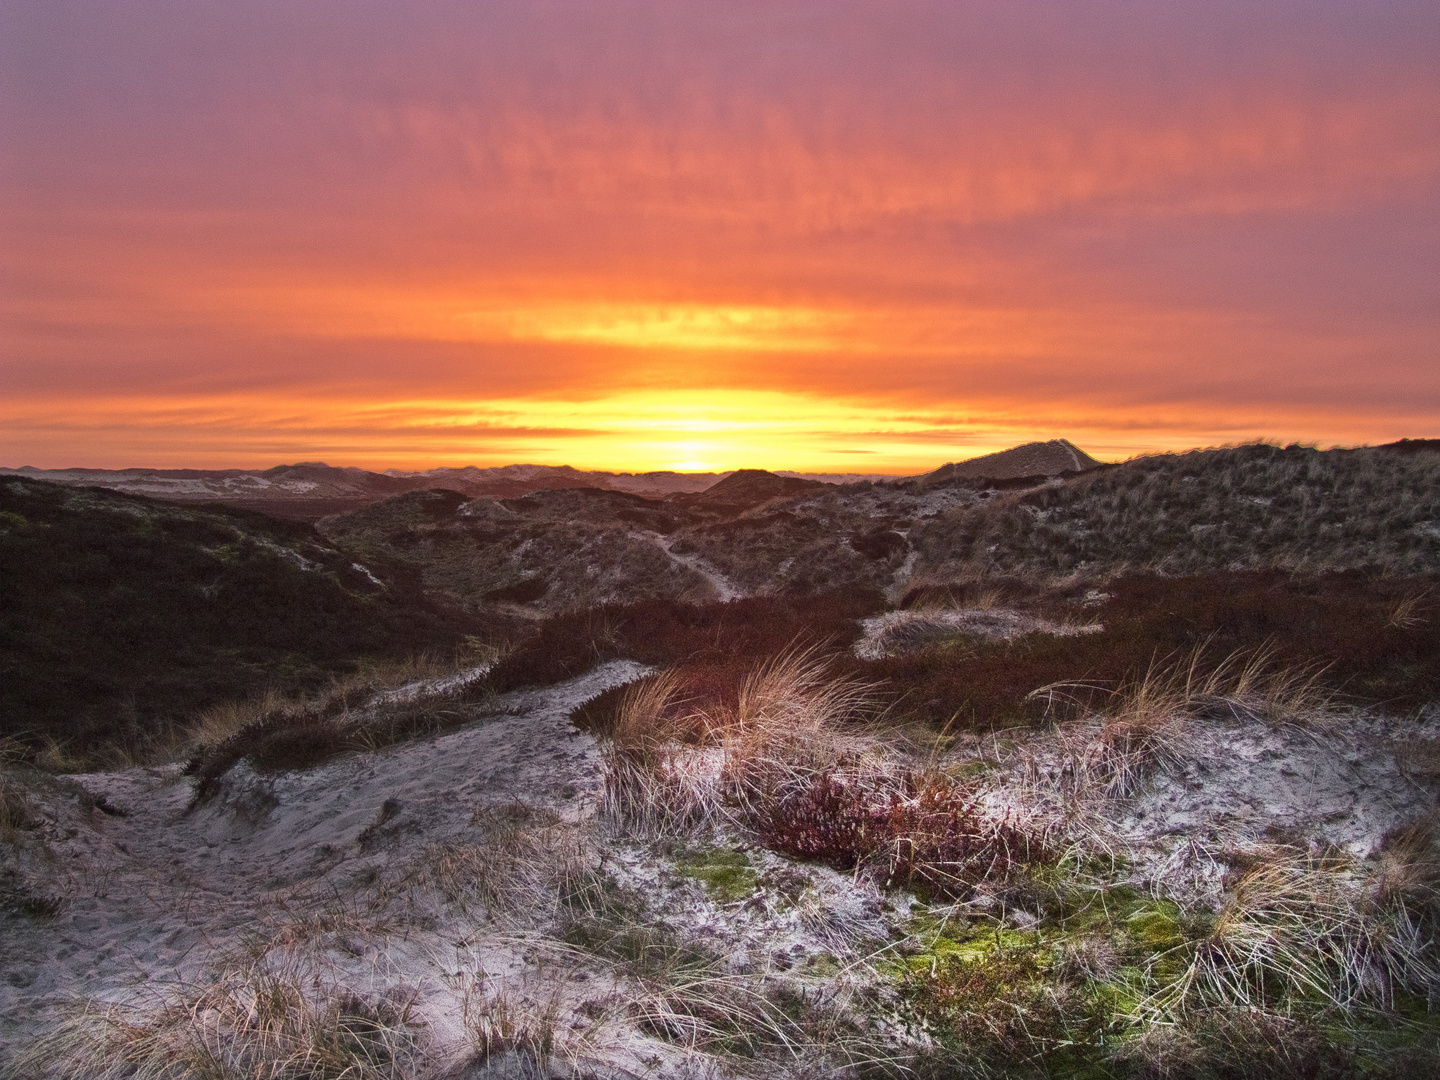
[0,771,37,844]
[597,651,874,835]
[596,651,1050,900]
[1126,836,1440,1026]
[423,801,589,921]
[711,650,879,821]
[598,670,715,835]
[464,978,566,1075]
[6,957,423,1080]
[1032,646,1333,800]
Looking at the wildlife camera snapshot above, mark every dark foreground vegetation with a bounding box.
[568,570,1440,736]
[0,479,499,763]
[182,565,1440,801]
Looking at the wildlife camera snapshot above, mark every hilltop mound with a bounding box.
[920,439,1102,484]
[679,468,826,512]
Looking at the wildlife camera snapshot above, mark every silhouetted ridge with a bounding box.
[682,469,826,510]
[920,439,1102,485]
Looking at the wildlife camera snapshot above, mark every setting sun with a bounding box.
[3,2,1436,471]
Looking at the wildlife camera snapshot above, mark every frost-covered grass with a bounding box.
[6,596,1440,1077]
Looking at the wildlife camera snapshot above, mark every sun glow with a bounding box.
[3,3,1437,471]
[7,381,1411,474]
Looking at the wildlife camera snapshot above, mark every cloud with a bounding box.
[2,1,1438,468]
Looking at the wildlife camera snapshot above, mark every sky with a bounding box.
[2,1,1438,474]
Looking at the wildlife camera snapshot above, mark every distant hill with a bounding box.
[0,462,887,521]
[672,469,827,514]
[0,445,1100,519]
[0,478,498,761]
[917,439,1103,485]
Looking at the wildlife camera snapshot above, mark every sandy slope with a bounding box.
[3,650,1437,1075]
[0,661,893,1076]
[1,663,643,1062]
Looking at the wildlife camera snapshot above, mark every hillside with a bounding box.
[0,478,499,761]
[909,441,1440,585]
[4,441,1440,1075]
[0,441,1083,520]
[312,443,1440,620]
[918,437,1103,483]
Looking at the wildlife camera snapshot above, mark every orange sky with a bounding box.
[2,1,1438,473]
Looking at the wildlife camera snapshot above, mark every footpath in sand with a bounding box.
[0,664,644,1060]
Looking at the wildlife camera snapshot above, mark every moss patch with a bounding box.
[673,845,760,903]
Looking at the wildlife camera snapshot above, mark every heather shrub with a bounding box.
[755,771,1047,898]
[0,479,493,766]
[486,588,882,694]
[849,571,1440,731]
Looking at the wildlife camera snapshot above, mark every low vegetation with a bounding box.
[10,950,424,1080]
[0,479,503,767]
[564,570,1440,735]
[912,441,1440,583]
[5,441,1440,1077]
[183,651,498,801]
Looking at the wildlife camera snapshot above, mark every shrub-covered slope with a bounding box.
[318,444,1440,620]
[317,487,720,612]
[911,442,1440,584]
[0,479,496,759]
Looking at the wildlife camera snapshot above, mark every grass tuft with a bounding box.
[6,959,423,1080]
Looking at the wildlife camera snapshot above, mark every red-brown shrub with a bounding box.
[754,771,1047,898]
[846,571,1440,730]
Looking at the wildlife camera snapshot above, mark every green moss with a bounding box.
[1126,904,1184,950]
[210,541,244,563]
[674,845,760,903]
[802,951,841,977]
[945,757,997,780]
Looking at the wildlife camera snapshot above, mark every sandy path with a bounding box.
[637,530,745,601]
[0,661,649,1056]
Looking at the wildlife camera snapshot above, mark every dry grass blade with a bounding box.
[1387,589,1432,630]
[598,650,880,839]
[598,669,721,836]
[424,801,588,922]
[1131,847,1440,1024]
[715,648,879,820]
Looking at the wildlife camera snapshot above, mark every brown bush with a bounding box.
[754,771,1047,898]
[487,588,883,695]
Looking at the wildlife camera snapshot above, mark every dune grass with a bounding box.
[6,955,424,1080]
[181,648,500,800]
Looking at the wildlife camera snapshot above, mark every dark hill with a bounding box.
[919,439,1103,485]
[0,478,496,762]
[676,469,826,514]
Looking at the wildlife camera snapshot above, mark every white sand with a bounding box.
[3,657,1435,1075]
